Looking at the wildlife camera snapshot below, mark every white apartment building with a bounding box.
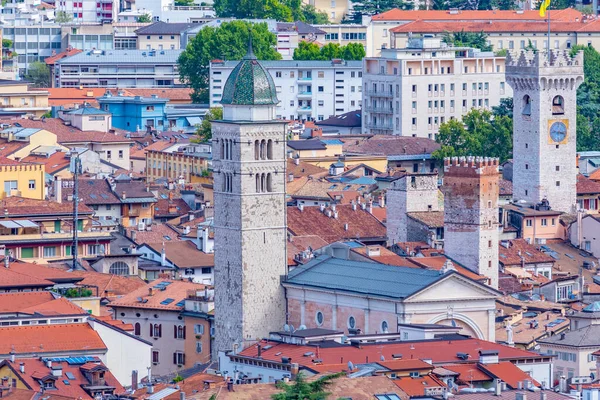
[51,0,119,23]
[209,59,363,122]
[362,36,512,139]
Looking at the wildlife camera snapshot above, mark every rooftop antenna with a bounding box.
[70,150,82,271]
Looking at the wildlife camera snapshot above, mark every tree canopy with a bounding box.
[570,45,600,151]
[137,13,152,22]
[178,21,281,103]
[213,0,329,23]
[271,373,343,400]
[344,0,412,23]
[433,108,513,162]
[54,11,73,23]
[194,107,223,142]
[442,30,492,52]
[293,42,365,60]
[25,62,51,88]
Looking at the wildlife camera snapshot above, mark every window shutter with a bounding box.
[150,324,153,337]
[174,325,177,339]
[158,324,162,337]
[183,326,186,339]
[182,353,186,365]
[173,353,177,365]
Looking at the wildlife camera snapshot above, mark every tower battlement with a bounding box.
[443,156,499,176]
[506,49,583,70]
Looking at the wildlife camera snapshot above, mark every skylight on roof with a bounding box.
[161,194,168,199]
[100,194,109,199]
[63,380,70,386]
[160,298,174,305]
[90,194,98,199]
[164,235,171,241]
[175,300,185,307]
[65,372,76,380]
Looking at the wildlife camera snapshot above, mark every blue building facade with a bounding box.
[97,92,207,132]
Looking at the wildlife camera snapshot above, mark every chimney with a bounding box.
[366,246,380,257]
[516,393,526,400]
[131,230,137,243]
[122,191,127,200]
[148,287,154,296]
[495,379,502,396]
[288,173,294,183]
[298,203,304,212]
[320,203,326,213]
[202,228,210,253]
[161,245,166,266]
[351,201,357,211]
[55,177,62,203]
[379,195,385,208]
[344,223,349,231]
[541,393,547,400]
[518,382,523,390]
[257,344,262,358]
[559,376,567,393]
[19,363,24,373]
[294,158,300,165]
[290,363,299,378]
[131,370,138,391]
[10,353,14,363]
[46,360,52,368]
[367,199,373,214]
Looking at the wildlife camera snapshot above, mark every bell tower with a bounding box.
[213,39,287,356]
[506,50,584,213]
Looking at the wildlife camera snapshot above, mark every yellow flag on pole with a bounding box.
[540,0,551,17]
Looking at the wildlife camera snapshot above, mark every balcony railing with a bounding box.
[365,122,393,130]
[365,90,393,98]
[364,106,393,113]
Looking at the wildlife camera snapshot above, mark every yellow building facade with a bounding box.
[0,81,50,117]
[0,162,45,200]
[146,150,210,184]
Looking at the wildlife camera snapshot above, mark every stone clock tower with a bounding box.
[212,40,287,356]
[506,50,584,213]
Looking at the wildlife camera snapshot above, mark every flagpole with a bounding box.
[547,9,551,61]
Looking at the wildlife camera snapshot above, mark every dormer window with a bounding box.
[43,380,55,389]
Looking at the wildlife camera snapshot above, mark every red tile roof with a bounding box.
[14,119,132,144]
[64,270,146,299]
[155,198,191,218]
[389,20,588,34]
[0,291,56,313]
[109,279,207,311]
[238,337,548,370]
[0,156,22,166]
[287,204,386,243]
[124,224,181,244]
[373,8,581,21]
[22,151,70,174]
[1,196,92,217]
[407,211,444,228]
[499,179,513,196]
[407,256,487,282]
[351,246,409,266]
[125,88,193,102]
[130,141,174,160]
[393,374,447,396]
[498,239,555,266]
[477,362,540,389]
[3,261,83,284]
[0,323,106,355]
[44,49,83,66]
[444,364,491,383]
[2,357,124,400]
[19,296,87,317]
[0,269,54,290]
[376,359,434,372]
[577,174,600,195]
[145,241,213,268]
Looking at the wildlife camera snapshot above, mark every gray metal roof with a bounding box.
[538,325,600,347]
[57,50,183,65]
[284,255,445,299]
[12,128,41,138]
[135,21,196,35]
[65,106,110,115]
[214,60,362,68]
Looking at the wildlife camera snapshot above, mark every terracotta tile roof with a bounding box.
[130,141,174,160]
[239,337,546,370]
[393,374,447,396]
[327,190,361,204]
[588,168,600,182]
[0,323,106,355]
[453,391,574,400]
[407,256,488,282]
[0,140,28,158]
[0,269,54,290]
[495,311,568,346]
[1,196,92,217]
[145,241,213,268]
[2,389,37,400]
[351,246,409,266]
[22,151,70,174]
[2,357,124,400]
[287,235,330,264]
[373,8,581,21]
[286,159,328,179]
[125,224,181,244]
[477,362,540,389]
[1,260,83,285]
[343,134,440,156]
[13,119,132,144]
[499,179,513,196]
[0,291,56,313]
[444,364,491,383]
[94,315,134,332]
[394,241,434,256]
[65,270,146,299]
[125,88,193,102]
[407,211,444,228]
[109,279,207,311]
[155,198,191,218]
[370,206,386,223]
[289,179,375,200]
[389,20,587,34]
[44,49,83,66]
[498,239,555,266]
[287,204,387,243]
[577,173,600,195]
[114,181,156,199]
[61,179,121,205]
[19,296,87,317]
[0,156,22,166]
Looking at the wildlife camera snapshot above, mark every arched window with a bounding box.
[316,311,324,326]
[267,139,273,160]
[261,173,266,193]
[109,261,129,275]
[254,140,259,160]
[220,140,224,159]
[260,139,266,160]
[134,322,140,336]
[522,95,531,116]
[552,95,564,115]
[348,316,356,329]
[381,320,389,333]
[222,173,227,192]
[266,173,272,192]
[256,174,261,193]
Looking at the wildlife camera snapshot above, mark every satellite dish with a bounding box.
[283,324,290,332]
[347,361,354,371]
[298,325,307,330]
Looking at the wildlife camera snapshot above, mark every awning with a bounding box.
[16,220,38,228]
[0,221,21,229]
[186,116,202,126]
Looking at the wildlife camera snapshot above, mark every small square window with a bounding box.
[556,166,560,171]
[28,180,35,189]
[556,181,560,187]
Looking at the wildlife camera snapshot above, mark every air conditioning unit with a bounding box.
[138,222,145,231]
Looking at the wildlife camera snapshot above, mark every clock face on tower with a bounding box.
[548,119,569,145]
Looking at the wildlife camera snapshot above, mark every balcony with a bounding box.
[297,106,312,113]
[365,122,393,130]
[365,90,393,98]
[365,106,393,114]
[297,91,313,99]
[297,76,312,82]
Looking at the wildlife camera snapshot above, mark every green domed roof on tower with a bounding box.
[220,36,279,106]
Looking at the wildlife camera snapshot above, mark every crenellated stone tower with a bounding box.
[506,50,584,213]
[387,172,439,244]
[213,40,287,356]
[443,156,500,289]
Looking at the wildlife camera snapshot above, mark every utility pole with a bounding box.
[70,151,82,270]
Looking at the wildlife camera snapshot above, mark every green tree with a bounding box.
[442,30,492,51]
[214,0,293,20]
[55,11,73,23]
[301,4,330,24]
[2,39,12,49]
[25,62,51,88]
[175,0,195,5]
[341,42,366,60]
[293,41,324,60]
[492,97,513,119]
[137,13,152,22]
[195,107,223,142]
[178,21,281,103]
[433,109,513,162]
[320,43,342,59]
[491,0,518,9]
[346,0,413,23]
[569,45,600,151]
[271,373,343,400]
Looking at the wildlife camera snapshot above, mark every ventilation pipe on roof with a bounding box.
[55,176,62,204]
[494,379,502,396]
[19,363,24,373]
